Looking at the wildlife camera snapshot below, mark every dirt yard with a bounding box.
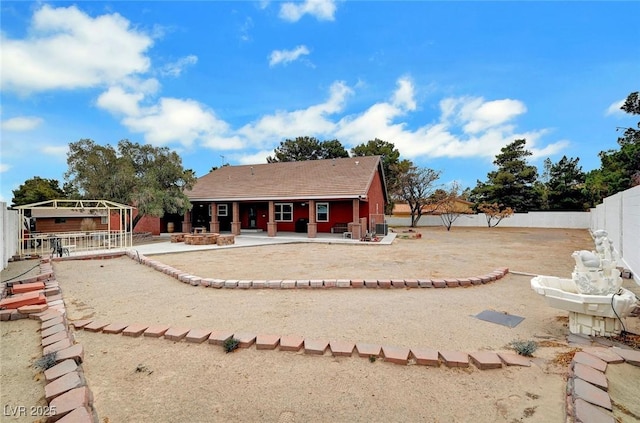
[2,227,639,422]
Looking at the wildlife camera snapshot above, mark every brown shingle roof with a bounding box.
[187,156,384,201]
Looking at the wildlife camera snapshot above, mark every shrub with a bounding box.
[510,340,538,357]
[223,337,239,353]
[34,352,58,371]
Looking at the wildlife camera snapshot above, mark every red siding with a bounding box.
[109,211,161,235]
[365,169,386,217]
[35,217,107,233]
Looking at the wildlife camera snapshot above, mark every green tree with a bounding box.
[266,136,349,162]
[546,156,588,211]
[470,139,541,212]
[65,139,196,230]
[585,92,640,203]
[390,163,441,227]
[351,138,402,214]
[11,176,67,207]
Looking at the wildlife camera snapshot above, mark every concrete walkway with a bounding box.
[130,231,396,256]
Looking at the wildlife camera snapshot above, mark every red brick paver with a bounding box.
[611,347,640,366]
[574,362,608,390]
[68,320,93,329]
[164,327,190,341]
[49,386,93,420]
[382,345,410,365]
[83,321,110,333]
[581,347,624,364]
[123,324,151,337]
[186,329,212,343]
[304,339,329,355]
[411,347,440,366]
[329,340,355,357]
[44,371,83,401]
[41,324,66,339]
[43,338,73,355]
[574,399,615,423]
[18,304,48,314]
[44,359,78,382]
[42,330,69,347]
[256,334,280,350]
[279,335,304,352]
[469,351,502,370]
[142,325,168,338]
[439,350,469,368]
[12,281,45,294]
[573,379,612,410]
[208,330,234,345]
[356,343,382,358]
[103,323,128,334]
[234,333,257,348]
[42,316,65,330]
[55,344,84,365]
[497,352,532,367]
[573,351,608,372]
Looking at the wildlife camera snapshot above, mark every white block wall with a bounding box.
[386,211,591,229]
[1,203,20,270]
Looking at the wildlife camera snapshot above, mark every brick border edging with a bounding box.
[125,250,510,289]
[564,346,640,423]
[73,320,533,370]
[1,258,99,423]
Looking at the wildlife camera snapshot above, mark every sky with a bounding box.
[1,1,639,205]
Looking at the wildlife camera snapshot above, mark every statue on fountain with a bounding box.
[571,230,622,295]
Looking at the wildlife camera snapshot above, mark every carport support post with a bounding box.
[267,201,277,237]
[209,203,220,233]
[307,200,317,238]
[231,202,241,235]
[351,199,362,240]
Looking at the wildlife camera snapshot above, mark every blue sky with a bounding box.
[1,1,639,204]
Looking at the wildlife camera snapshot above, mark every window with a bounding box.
[54,218,66,224]
[275,203,293,221]
[316,202,329,222]
[101,216,108,225]
[217,204,228,217]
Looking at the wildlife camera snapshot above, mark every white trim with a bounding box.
[189,195,366,202]
[217,204,228,217]
[275,203,293,222]
[316,202,329,222]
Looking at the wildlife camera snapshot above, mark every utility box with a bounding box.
[375,223,388,236]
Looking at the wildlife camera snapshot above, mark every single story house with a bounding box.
[392,198,474,217]
[31,208,109,233]
[184,156,388,239]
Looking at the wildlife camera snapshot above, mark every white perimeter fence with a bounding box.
[1,202,19,270]
[590,185,640,285]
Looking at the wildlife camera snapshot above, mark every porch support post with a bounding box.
[182,209,192,234]
[307,200,317,238]
[209,203,220,233]
[267,201,277,237]
[351,199,362,240]
[231,202,241,235]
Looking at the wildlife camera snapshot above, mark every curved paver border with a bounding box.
[125,250,510,289]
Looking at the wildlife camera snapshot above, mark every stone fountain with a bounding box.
[531,230,638,337]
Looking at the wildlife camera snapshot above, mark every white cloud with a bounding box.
[160,55,198,77]
[605,99,626,116]
[42,145,69,160]
[269,45,310,67]
[0,163,10,173]
[239,80,352,143]
[121,97,236,148]
[279,0,337,22]
[1,5,153,94]
[234,150,274,165]
[1,116,44,131]
[439,97,527,134]
[96,86,145,117]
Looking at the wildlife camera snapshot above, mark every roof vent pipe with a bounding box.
[251,166,254,175]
